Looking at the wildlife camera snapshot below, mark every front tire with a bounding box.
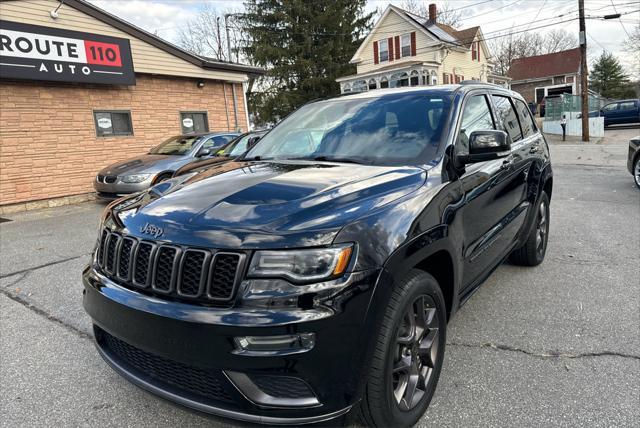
[355,270,446,427]
[510,191,550,266]
[633,156,640,189]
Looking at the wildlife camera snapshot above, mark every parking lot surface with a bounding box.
[1,137,638,427]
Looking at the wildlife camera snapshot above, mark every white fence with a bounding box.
[543,115,604,138]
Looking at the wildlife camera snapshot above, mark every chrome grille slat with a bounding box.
[96,228,243,305]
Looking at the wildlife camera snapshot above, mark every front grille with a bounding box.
[105,175,117,183]
[96,327,233,403]
[153,246,178,292]
[97,228,244,305]
[251,375,315,399]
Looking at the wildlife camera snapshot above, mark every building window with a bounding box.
[180,112,209,134]
[410,70,420,86]
[94,110,133,137]
[380,77,389,88]
[390,72,409,88]
[401,34,411,57]
[431,71,438,85]
[379,39,389,62]
[368,79,377,90]
[352,80,368,93]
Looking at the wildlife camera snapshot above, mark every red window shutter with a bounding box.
[373,41,379,65]
[472,43,476,60]
[394,36,400,60]
[477,42,481,61]
[411,32,416,56]
[388,37,394,61]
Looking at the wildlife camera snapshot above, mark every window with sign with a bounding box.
[180,112,209,134]
[93,111,133,137]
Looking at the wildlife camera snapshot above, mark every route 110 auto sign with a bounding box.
[0,20,135,85]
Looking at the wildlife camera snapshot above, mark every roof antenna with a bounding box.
[50,0,65,20]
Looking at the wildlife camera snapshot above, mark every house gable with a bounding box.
[350,6,440,73]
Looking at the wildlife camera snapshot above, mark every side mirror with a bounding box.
[458,130,511,164]
[247,136,261,149]
[197,148,212,157]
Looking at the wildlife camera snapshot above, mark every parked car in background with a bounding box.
[600,99,640,127]
[173,130,268,177]
[94,132,239,198]
[628,136,640,189]
[84,84,553,426]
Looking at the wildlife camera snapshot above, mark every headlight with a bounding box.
[247,244,353,283]
[120,174,151,183]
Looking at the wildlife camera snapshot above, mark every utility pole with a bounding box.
[225,14,232,62]
[578,0,589,142]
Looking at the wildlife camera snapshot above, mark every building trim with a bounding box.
[62,0,264,77]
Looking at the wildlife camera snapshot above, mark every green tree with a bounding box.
[241,0,374,125]
[589,51,634,99]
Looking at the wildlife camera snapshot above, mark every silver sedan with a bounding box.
[94,132,238,198]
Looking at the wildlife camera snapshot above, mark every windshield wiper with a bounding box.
[306,156,367,164]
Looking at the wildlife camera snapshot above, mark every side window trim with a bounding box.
[454,91,497,155]
[488,93,524,145]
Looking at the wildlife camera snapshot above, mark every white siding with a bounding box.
[355,10,439,74]
[0,0,248,82]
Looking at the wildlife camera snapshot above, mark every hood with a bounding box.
[99,154,188,175]
[113,161,427,249]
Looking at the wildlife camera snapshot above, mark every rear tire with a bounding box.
[633,156,640,189]
[355,270,446,427]
[510,192,550,266]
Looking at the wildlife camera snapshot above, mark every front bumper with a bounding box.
[93,176,154,198]
[82,266,381,424]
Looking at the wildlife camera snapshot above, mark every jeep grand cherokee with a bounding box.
[83,84,552,427]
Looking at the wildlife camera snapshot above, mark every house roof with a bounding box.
[508,48,581,81]
[349,5,486,64]
[64,0,264,76]
[403,10,479,48]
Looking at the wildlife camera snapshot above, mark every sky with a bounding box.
[88,0,639,72]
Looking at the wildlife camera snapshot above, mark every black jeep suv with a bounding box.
[83,84,552,427]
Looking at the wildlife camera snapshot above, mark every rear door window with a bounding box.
[492,95,523,142]
[618,101,636,111]
[514,99,537,138]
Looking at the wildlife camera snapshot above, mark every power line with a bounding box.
[609,0,632,37]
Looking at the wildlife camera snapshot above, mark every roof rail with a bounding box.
[459,80,499,86]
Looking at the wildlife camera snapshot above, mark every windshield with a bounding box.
[226,134,253,157]
[149,135,201,155]
[244,93,452,165]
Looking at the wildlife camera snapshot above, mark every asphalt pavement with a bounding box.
[1,130,638,427]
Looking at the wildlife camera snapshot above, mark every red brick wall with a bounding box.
[0,74,247,206]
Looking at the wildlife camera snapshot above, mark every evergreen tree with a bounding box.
[241,0,374,125]
[589,51,634,99]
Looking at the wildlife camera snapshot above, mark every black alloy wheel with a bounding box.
[355,270,446,427]
[392,295,440,411]
[510,191,550,266]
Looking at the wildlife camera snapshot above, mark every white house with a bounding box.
[336,3,510,93]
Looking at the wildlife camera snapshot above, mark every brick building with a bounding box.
[508,48,582,107]
[0,0,263,210]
